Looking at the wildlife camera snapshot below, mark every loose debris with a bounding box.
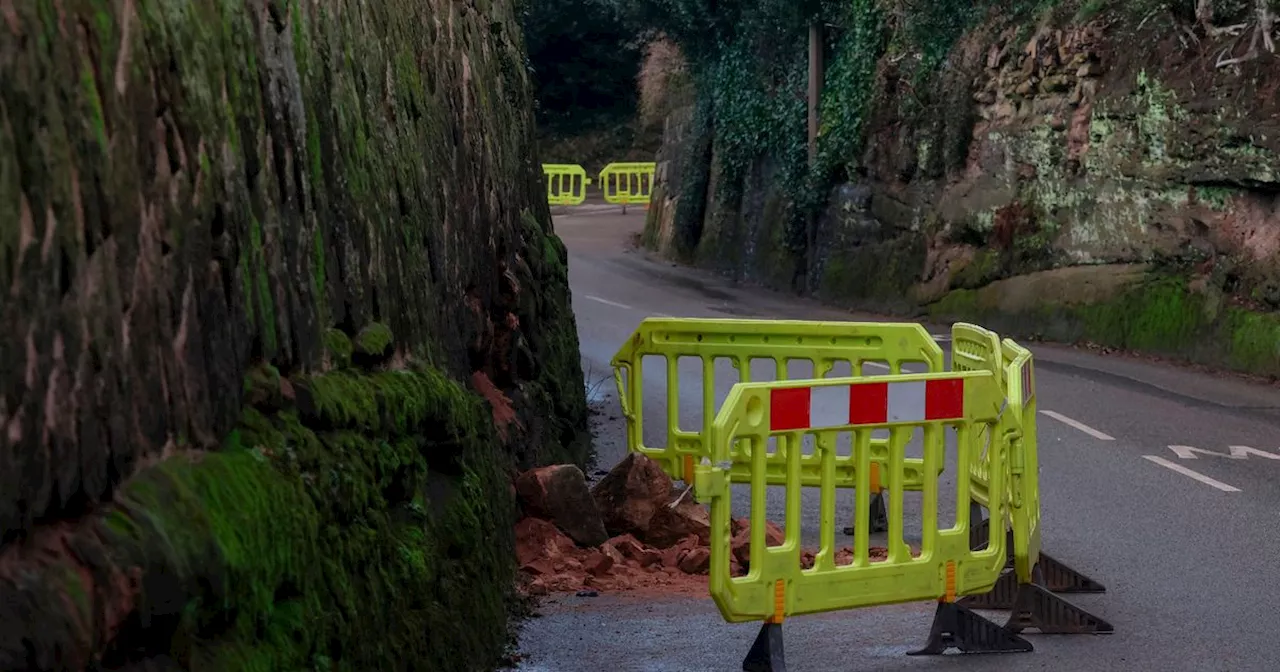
[513,453,894,597]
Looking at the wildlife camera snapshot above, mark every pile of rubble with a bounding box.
[513,453,889,597]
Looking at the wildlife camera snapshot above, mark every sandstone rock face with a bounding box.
[0,0,587,668]
[646,10,1280,375]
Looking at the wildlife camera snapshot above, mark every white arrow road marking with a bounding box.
[1168,445,1280,460]
[1143,455,1241,492]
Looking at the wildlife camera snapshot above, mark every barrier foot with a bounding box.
[956,569,1019,610]
[1039,551,1107,594]
[842,491,889,536]
[1005,582,1114,635]
[907,600,1034,656]
[742,621,785,672]
[869,491,888,533]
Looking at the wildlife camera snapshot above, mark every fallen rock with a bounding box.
[582,551,615,577]
[600,541,626,566]
[591,453,673,538]
[515,517,576,568]
[678,547,711,574]
[526,573,583,597]
[730,518,786,566]
[645,499,711,548]
[608,534,663,568]
[516,464,609,547]
[661,534,702,568]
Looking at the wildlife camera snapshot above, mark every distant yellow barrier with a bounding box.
[610,318,1113,668]
[542,164,590,206]
[598,162,655,210]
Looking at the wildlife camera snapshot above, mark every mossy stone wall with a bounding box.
[0,0,586,667]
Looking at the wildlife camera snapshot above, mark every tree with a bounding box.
[1195,0,1277,65]
[521,0,645,129]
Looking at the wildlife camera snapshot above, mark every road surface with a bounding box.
[516,204,1280,672]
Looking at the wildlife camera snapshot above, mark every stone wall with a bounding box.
[648,8,1280,375]
[0,0,586,668]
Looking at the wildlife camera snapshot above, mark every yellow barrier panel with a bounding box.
[610,318,945,489]
[598,162,655,209]
[542,164,590,206]
[953,332,1112,639]
[950,323,1006,512]
[1002,338,1041,585]
[694,369,1032,664]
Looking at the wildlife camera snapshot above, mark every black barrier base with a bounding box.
[743,621,786,672]
[1005,582,1115,635]
[907,600,1034,656]
[1038,551,1108,594]
[957,569,1020,610]
[842,491,889,536]
[957,555,1108,611]
[869,492,888,533]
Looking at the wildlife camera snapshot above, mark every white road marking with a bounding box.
[1143,455,1241,492]
[583,295,633,310]
[1039,410,1115,441]
[862,362,892,372]
[1169,445,1280,460]
[931,334,952,342]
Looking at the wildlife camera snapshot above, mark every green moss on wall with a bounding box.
[1,0,587,666]
[816,235,928,313]
[930,273,1280,378]
[354,322,394,360]
[96,357,517,670]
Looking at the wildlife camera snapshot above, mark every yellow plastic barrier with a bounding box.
[949,329,1111,638]
[610,318,944,488]
[697,370,1012,622]
[598,162,655,208]
[542,164,590,206]
[1002,338,1042,585]
[610,318,1112,665]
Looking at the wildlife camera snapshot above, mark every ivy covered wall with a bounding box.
[635,0,1280,376]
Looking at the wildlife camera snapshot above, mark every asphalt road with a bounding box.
[516,204,1280,672]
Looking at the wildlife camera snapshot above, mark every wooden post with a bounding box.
[808,21,824,165]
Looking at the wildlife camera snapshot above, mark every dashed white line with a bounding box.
[1039,410,1116,441]
[862,362,892,371]
[583,295,633,310]
[1143,455,1241,492]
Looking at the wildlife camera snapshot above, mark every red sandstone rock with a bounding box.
[678,547,711,574]
[514,517,576,568]
[608,534,663,567]
[600,541,626,566]
[591,454,673,538]
[730,518,786,565]
[644,499,711,548]
[516,464,609,547]
[582,551,614,577]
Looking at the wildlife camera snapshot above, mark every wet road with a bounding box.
[516,204,1280,672]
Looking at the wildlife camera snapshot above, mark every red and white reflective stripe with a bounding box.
[769,379,966,431]
[1022,361,1034,401]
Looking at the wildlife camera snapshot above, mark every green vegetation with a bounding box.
[100,349,519,669]
[521,0,643,132]
[929,273,1280,377]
